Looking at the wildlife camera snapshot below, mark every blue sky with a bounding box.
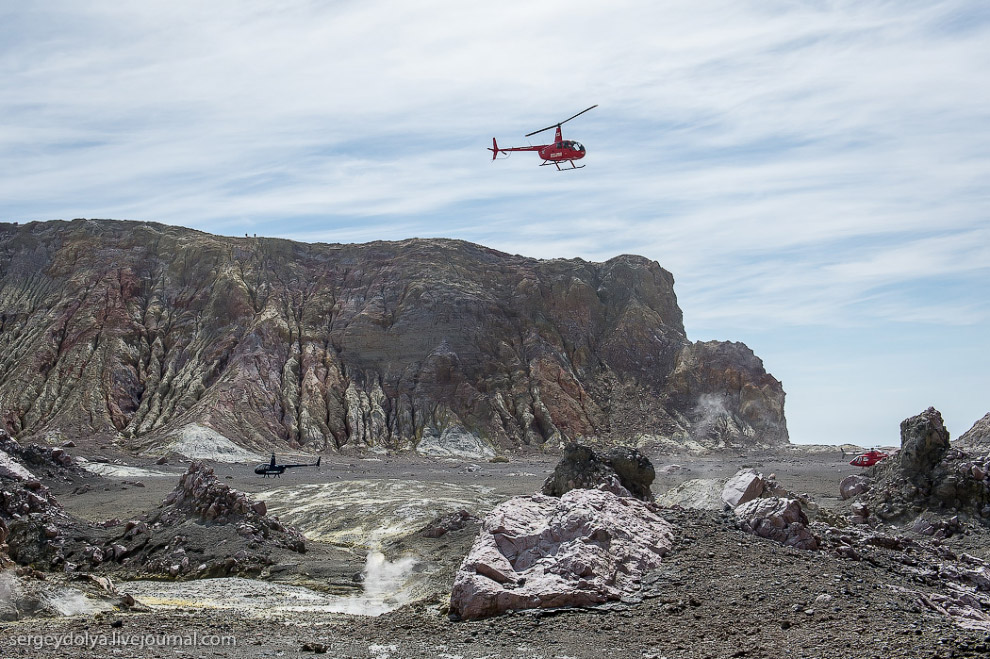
[1,1,988,445]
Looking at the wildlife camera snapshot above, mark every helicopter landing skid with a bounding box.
[541,160,585,171]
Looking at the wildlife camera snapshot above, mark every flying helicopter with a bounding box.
[489,105,597,170]
[254,453,321,478]
[849,448,888,468]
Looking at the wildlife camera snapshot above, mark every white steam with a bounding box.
[692,394,734,442]
[117,550,418,617]
[0,571,113,618]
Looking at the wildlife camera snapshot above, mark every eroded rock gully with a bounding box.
[0,219,787,455]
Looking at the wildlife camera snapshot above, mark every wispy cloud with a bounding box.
[1,1,988,443]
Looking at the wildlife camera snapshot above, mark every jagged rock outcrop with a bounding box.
[899,407,951,476]
[0,438,304,576]
[137,462,305,576]
[156,462,301,541]
[0,219,787,453]
[958,413,990,449]
[449,489,674,620]
[860,408,990,521]
[541,443,655,501]
[0,433,86,568]
[0,429,81,481]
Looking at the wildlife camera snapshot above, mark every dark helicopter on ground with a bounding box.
[254,453,321,478]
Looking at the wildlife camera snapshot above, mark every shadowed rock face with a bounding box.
[899,407,950,476]
[0,219,787,453]
[541,443,655,501]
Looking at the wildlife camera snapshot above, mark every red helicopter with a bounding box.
[489,105,597,170]
[850,448,889,467]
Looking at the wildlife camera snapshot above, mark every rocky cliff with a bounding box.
[958,413,990,450]
[0,219,787,454]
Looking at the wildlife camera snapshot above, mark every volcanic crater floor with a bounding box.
[3,448,989,658]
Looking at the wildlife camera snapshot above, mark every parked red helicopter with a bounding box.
[489,105,597,170]
[849,448,889,467]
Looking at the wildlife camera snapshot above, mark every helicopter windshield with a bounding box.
[573,142,585,152]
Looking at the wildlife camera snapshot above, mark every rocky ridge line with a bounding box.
[0,219,787,455]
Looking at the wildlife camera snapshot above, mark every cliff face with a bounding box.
[0,219,787,454]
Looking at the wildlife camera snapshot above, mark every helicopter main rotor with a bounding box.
[525,104,598,138]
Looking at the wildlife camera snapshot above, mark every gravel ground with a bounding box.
[3,446,989,658]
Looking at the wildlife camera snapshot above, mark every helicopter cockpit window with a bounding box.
[574,142,585,152]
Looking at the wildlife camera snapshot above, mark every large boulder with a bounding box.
[449,489,674,620]
[839,474,871,500]
[899,407,950,476]
[735,497,818,550]
[721,469,764,508]
[603,446,656,500]
[541,444,655,501]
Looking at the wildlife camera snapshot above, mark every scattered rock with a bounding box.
[862,407,990,521]
[734,497,819,550]
[420,509,477,538]
[850,501,871,525]
[0,430,80,478]
[301,642,329,653]
[911,512,964,539]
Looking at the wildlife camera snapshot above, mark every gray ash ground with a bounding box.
[2,447,989,658]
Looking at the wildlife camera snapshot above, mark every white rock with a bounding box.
[450,489,675,620]
[164,424,263,463]
[657,478,725,510]
[416,426,494,460]
[721,469,765,508]
[0,452,35,482]
[839,474,871,500]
